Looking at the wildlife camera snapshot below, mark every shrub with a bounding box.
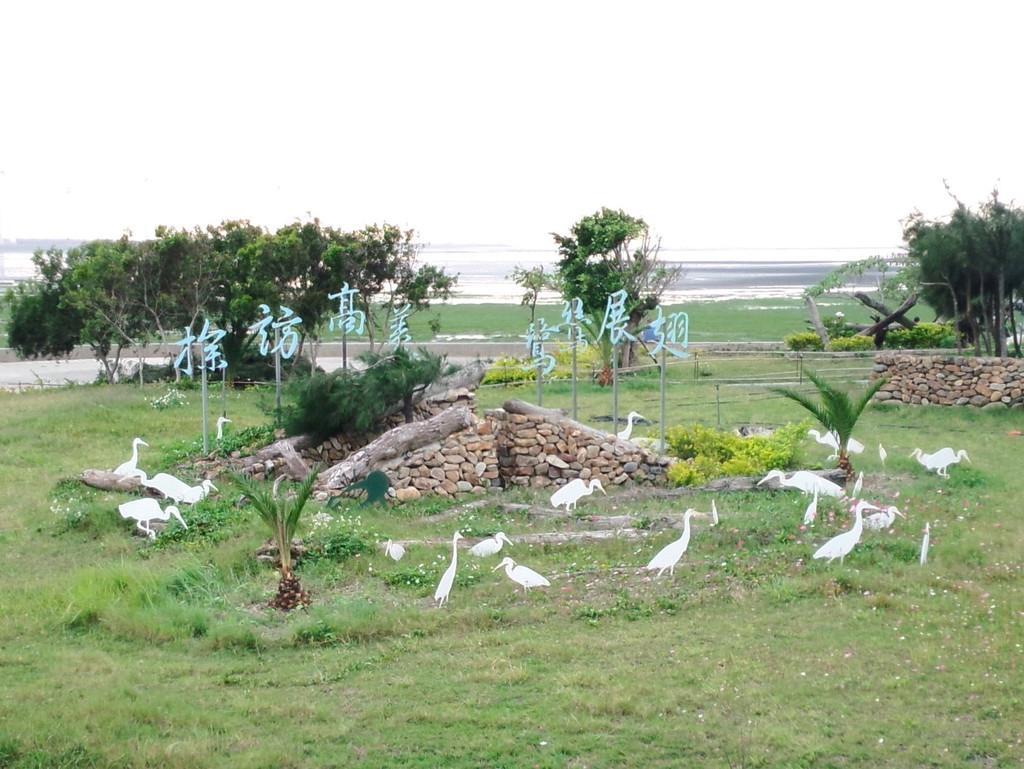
[482,356,538,385]
[784,332,824,351]
[664,422,807,486]
[829,335,875,352]
[884,322,955,349]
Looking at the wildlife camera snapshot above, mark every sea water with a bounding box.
[0,244,898,302]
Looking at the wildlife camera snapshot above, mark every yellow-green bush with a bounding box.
[884,322,956,349]
[664,421,808,486]
[829,335,875,352]
[784,332,824,351]
[481,357,539,385]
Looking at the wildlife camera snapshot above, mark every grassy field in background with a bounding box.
[1,342,1023,768]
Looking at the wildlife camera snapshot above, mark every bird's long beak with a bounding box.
[491,562,504,572]
[172,509,188,529]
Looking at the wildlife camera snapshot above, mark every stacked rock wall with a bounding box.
[306,389,672,501]
[872,353,1024,408]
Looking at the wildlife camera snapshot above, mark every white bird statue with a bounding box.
[803,488,819,525]
[909,447,970,478]
[144,473,217,505]
[617,411,646,441]
[850,471,864,498]
[550,478,606,511]
[216,416,232,440]
[757,469,844,497]
[114,437,148,479]
[469,531,513,557]
[807,430,864,460]
[434,531,463,607]
[384,539,406,561]
[863,504,905,532]
[878,443,887,468]
[646,509,695,577]
[812,500,875,564]
[693,500,718,526]
[920,522,930,565]
[117,498,187,539]
[493,556,551,592]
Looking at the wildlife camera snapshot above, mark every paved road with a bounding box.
[0,343,523,391]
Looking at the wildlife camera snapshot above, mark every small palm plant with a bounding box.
[234,470,319,611]
[774,370,885,480]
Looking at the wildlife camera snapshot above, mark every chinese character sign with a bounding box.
[523,318,558,375]
[647,306,690,358]
[598,289,636,346]
[173,320,227,377]
[255,304,303,359]
[560,298,590,352]
[388,304,413,348]
[328,283,366,335]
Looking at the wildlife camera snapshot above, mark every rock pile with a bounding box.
[872,353,1024,408]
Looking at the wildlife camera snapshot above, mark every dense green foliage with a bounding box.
[783,331,825,351]
[4,219,456,381]
[883,321,956,349]
[665,422,807,485]
[827,335,876,352]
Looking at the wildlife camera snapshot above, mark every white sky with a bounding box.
[1,0,1022,250]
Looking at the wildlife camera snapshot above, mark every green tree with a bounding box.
[345,224,457,351]
[551,207,680,371]
[904,188,1024,356]
[233,471,318,611]
[5,248,84,360]
[773,370,885,480]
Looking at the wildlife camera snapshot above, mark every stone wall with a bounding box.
[304,389,671,501]
[872,353,1024,408]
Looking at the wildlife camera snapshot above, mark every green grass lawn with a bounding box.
[1,354,1022,767]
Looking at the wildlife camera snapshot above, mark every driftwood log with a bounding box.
[80,470,151,493]
[856,292,919,338]
[318,406,475,489]
[238,435,316,481]
[804,294,830,348]
[852,292,918,331]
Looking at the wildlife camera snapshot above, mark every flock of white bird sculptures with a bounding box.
[110,435,221,539]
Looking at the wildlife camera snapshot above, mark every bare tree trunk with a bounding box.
[851,292,918,330]
[856,293,919,339]
[804,294,829,348]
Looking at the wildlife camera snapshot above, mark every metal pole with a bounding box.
[536,352,543,407]
[274,326,282,426]
[201,364,209,454]
[660,346,667,453]
[612,343,619,435]
[716,383,722,429]
[571,326,578,422]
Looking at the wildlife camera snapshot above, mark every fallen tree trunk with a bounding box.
[80,470,151,493]
[318,406,475,489]
[238,435,316,481]
[804,294,830,348]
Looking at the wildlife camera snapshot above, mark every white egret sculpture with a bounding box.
[144,473,217,505]
[803,488,819,525]
[878,443,887,468]
[693,500,718,526]
[550,478,606,511]
[469,532,513,557]
[863,504,905,532]
[646,509,695,577]
[617,411,646,441]
[920,522,930,565]
[812,500,875,564]
[216,416,232,440]
[434,531,463,607]
[493,556,551,592]
[850,471,864,498]
[808,429,865,460]
[384,539,406,561]
[118,498,187,539]
[114,437,148,479]
[757,469,844,497]
[910,447,970,478]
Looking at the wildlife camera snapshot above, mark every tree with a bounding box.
[5,248,84,360]
[903,188,1024,356]
[233,471,318,611]
[773,370,886,480]
[345,224,457,351]
[62,238,150,383]
[551,207,681,370]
